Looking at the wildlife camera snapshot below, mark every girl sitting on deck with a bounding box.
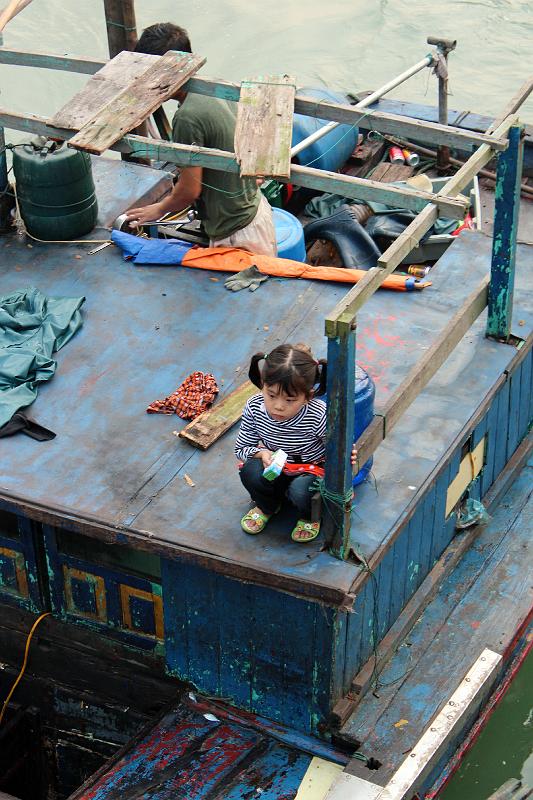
[235,344,357,543]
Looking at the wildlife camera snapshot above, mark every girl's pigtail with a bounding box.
[315,359,328,396]
[248,353,266,388]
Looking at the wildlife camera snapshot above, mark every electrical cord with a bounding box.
[0,611,51,726]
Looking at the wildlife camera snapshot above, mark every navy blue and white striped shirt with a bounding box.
[235,393,327,463]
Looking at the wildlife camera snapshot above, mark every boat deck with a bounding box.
[340,451,533,792]
[1,156,532,604]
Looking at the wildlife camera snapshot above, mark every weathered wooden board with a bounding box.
[179,380,256,450]
[369,162,414,183]
[67,51,205,155]
[235,74,295,178]
[50,51,157,131]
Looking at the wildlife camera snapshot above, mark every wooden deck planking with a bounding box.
[234,74,295,178]
[341,461,533,778]
[50,51,157,131]
[68,51,205,154]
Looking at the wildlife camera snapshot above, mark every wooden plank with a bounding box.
[369,162,414,183]
[234,74,295,179]
[50,51,157,130]
[291,164,468,220]
[506,364,522,459]
[67,51,206,155]
[0,49,513,152]
[517,344,532,440]
[322,326,356,558]
[0,111,467,220]
[485,779,533,800]
[352,278,489,470]
[179,380,256,450]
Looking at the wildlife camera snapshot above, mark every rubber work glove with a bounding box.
[224,265,269,292]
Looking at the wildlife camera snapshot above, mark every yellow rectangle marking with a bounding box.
[446,436,486,517]
[295,757,344,800]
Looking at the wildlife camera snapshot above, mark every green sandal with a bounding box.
[291,519,321,543]
[241,506,274,535]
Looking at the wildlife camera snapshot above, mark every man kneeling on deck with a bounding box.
[125,23,277,257]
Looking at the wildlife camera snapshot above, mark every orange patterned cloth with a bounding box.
[147,372,219,420]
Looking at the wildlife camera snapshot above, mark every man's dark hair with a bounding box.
[134,23,192,56]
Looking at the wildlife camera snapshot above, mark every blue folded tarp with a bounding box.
[111,230,193,265]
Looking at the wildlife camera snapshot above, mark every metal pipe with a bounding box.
[0,126,8,190]
[427,37,457,173]
[290,55,434,159]
[0,125,11,232]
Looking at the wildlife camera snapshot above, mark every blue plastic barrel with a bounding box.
[292,88,359,173]
[352,365,375,486]
[273,207,306,261]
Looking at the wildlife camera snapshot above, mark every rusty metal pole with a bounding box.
[103,0,138,58]
[0,125,12,232]
[427,36,456,174]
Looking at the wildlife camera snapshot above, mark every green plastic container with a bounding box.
[13,139,98,240]
[260,179,283,208]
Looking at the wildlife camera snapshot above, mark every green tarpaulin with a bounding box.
[0,287,85,427]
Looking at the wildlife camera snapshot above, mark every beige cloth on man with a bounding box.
[210,194,277,257]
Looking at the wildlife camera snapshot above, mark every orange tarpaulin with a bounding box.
[181,247,430,291]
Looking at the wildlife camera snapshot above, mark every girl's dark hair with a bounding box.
[248,344,327,398]
[134,23,192,56]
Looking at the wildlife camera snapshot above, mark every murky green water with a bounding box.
[0,2,531,797]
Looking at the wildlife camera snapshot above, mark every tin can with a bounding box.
[402,149,420,166]
[388,146,405,164]
[408,265,430,278]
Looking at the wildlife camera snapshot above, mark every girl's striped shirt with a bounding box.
[235,393,327,463]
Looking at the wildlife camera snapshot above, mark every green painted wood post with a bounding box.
[486,123,524,340]
[322,321,356,559]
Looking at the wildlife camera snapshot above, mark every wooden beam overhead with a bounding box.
[0,49,511,153]
[0,110,471,219]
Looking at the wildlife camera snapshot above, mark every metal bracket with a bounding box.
[427,36,457,56]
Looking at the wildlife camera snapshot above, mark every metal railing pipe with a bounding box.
[290,54,434,158]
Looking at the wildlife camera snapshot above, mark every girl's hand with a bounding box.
[351,445,359,468]
[257,449,274,469]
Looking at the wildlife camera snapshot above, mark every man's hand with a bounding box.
[125,202,167,227]
[351,445,359,469]
[124,167,203,228]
